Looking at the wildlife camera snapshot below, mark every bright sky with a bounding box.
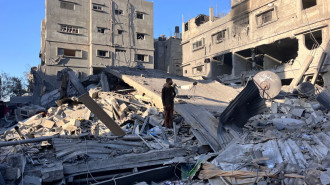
[0,0,231,78]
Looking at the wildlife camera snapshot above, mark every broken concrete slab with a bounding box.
[272,118,306,130]
[41,163,64,183]
[291,107,305,117]
[41,119,55,129]
[320,169,330,185]
[21,175,42,185]
[78,93,125,136]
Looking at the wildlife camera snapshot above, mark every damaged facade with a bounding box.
[181,0,330,88]
[154,26,183,76]
[39,0,154,90]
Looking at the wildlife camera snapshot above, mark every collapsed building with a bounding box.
[39,0,154,90]
[181,0,330,89]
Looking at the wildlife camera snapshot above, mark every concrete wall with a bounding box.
[40,0,154,88]
[154,37,182,75]
[182,0,330,87]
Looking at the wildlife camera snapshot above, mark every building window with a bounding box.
[93,4,103,11]
[115,49,126,52]
[192,38,205,51]
[115,9,123,15]
[60,1,75,10]
[98,27,105,33]
[60,25,79,34]
[302,0,317,9]
[97,50,110,58]
[58,48,82,58]
[185,22,189,31]
[257,9,275,26]
[213,30,226,43]
[136,12,144,19]
[137,33,146,40]
[304,30,322,50]
[136,54,148,62]
[118,30,124,35]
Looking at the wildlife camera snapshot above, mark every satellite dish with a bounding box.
[253,71,282,99]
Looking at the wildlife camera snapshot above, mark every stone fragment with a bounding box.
[320,169,330,185]
[41,119,55,129]
[41,163,63,183]
[270,102,278,114]
[305,169,322,185]
[272,118,305,130]
[21,175,42,185]
[291,107,305,117]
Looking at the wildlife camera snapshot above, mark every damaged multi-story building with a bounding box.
[39,0,154,89]
[181,0,330,88]
[154,26,183,76]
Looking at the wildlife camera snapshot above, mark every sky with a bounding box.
[0,0,231,78]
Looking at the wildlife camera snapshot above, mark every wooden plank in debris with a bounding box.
[63,148,191,175]
[67,71,87,95]
[78,93,125,136]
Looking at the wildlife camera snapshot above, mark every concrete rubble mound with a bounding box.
[0,67,330,184]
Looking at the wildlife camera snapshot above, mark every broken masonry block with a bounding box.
[78,93,126,136]
[41,163,63,183]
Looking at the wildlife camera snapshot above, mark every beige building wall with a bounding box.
[182,0,330,88]
[40,0,154,90]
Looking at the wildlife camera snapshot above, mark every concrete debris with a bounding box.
[2,67,330,184]
[272,118,306,130]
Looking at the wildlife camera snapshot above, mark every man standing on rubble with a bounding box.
[162,78,176,128]
[0,101,8,120]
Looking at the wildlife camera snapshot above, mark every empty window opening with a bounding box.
[136,54,148,62]
[60,1,74,10]
[136,12,144,19]
[302,0,317,9]
[184,70,188,74]
[195,14,209,26]
[257,9,275,26]
[193,65,204,74]
[304,30,322,50]
[92,4,103,11]
[115,9,123,15]
[192,38,205,51]
[97,27,105,33]
[118,30,124,35]
[213,30,226,43]
[93,67,105,75]
[185,22,189,31]
[233,15,249,36]
[212,53,233,75]
[115,49,126,53]
[137,33,146,40]
[281,79,293,86]
[58,48,82,58]
[60,25,79,34]
[97,50,110,58]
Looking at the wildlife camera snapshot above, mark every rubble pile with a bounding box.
[200,96,330,184]
[1,66,330,185]
[0,84,205,185]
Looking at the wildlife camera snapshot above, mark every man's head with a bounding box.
[0,101,3,105]
[166,78,173,86]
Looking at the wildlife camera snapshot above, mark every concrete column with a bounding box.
[297,0,303,23]
[209,7,214,22]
